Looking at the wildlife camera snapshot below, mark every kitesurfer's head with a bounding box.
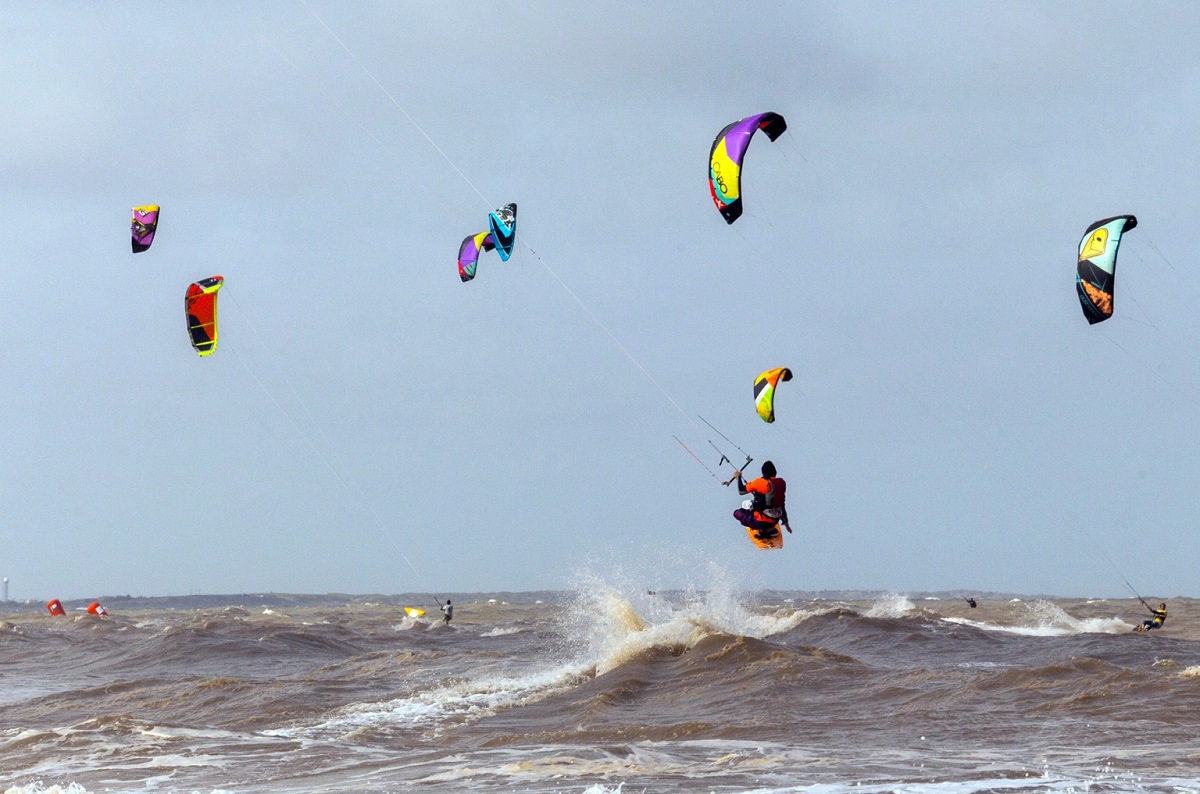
[1160,603,1166,609]
[761,461,777,478]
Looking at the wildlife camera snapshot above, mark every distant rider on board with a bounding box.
[1134,601,1167,632]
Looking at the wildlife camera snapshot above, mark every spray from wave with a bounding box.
[863,593,916,619]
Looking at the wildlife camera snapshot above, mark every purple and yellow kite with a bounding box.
[457,232,496,283]
[708,113,787,224]
[131,205,160,253]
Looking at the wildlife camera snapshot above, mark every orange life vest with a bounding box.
[746,477,786,522]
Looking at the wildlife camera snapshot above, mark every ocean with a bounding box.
[2,581,1199,793]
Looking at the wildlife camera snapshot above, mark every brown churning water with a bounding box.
[1,588,1199,793]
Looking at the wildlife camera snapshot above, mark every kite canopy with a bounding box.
[754,367,793,423]
[488,202,517,261]
[458,231,496,282]
[708,113,787,224]
[185,276,224,356]
[131,205,160,253]
[1076,215,1137,324]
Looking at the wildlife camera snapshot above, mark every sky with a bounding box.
[2,2,1199,600]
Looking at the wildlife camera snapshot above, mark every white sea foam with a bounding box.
[480,626,522,637]
[391,615,425,631]
[721,770,1200,793]
[942,600,1129,636]
[404,740,1193,794]
[270,662,584,738]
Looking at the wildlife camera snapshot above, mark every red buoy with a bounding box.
[46,599,65,616]
[86,601,107,616]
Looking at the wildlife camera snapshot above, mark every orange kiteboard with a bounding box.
[747,525,784,550]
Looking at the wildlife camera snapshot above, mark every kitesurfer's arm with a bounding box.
[733,471,749,495]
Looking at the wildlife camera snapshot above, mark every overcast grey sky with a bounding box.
[2,2,1198,600]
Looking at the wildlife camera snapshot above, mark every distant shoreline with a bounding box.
[0,589,1161,614]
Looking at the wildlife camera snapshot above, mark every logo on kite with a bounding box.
[131,205,160,253]
[708,113,787,224]
[458,231,497,283]
[185,276,224,356]
[1076,215,1137,325]
[488,202,518,261]
[754,367,793,423]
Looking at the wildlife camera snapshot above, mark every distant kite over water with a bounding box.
[708,113,787,224]
[1076,215,1137,324]
[186,276,223,356]
[131,205,160,253]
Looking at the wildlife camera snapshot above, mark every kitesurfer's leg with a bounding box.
[735,508,777,532]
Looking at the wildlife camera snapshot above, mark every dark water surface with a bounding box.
[2,588,1199,793]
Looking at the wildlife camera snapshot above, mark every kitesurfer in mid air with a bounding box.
[733,461,791,537]
[1134,601,1167,632]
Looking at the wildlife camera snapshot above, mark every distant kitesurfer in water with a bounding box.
[733,460,791,539]
[964,597,977,608]
[442,599,453,624]
[1134,601,1167,632]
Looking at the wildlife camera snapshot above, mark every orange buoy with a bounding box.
[46,599,66,616]
[86,601,107,616]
